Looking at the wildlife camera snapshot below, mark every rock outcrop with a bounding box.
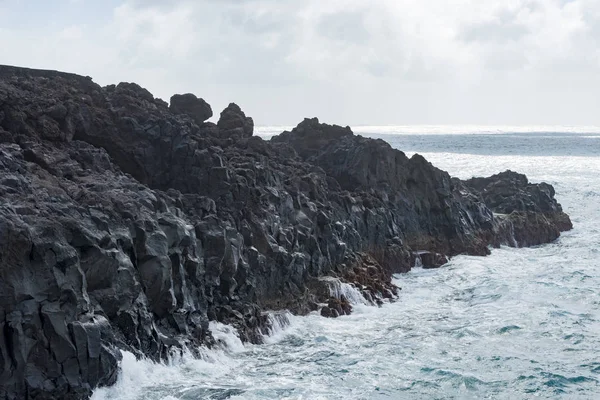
[217,103,253,139]
[464,170,573,247]
[0,66,572,399]
[169,93,213,125]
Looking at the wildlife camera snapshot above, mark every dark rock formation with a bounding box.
[0,65,572,400]
[217,103,253,139]
[464,170,573,246]
[169,93,213,125]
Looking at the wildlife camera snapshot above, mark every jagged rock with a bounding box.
[274,118,496,257]
[169,93,213,125]
[273,117,352,159]
[464,170,573,246]
[217,103,254,139]
[0,65,572,400]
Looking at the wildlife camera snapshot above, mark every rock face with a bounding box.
[464,170,573,247]
[169,93,213,125]
[0,66,572,400]
[217,102,254,139]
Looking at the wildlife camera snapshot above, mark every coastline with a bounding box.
[0,65,572,399]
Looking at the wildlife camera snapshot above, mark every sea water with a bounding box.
[93,127,600,399]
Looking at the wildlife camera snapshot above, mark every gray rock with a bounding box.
[217,103,254,139]
[169,93,213,125]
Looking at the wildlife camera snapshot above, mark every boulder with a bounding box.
[217,103,254,139]
[169,93,213,125]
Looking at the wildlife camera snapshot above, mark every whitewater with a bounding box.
[93,127,600,399]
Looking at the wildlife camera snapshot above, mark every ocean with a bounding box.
[92,127,600,400]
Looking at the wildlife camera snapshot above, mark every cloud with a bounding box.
[1,0,599,125]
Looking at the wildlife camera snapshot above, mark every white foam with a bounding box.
[90,350,223,400]
[91,327,245,400]
[318,276,367,305]
[261,311,295,344]
[91,315,298,399]
[208,321,246,353]
[413,254,424,268]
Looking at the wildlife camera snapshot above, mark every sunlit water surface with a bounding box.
[93,128,600,399]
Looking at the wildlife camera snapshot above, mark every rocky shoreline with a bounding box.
[0,66,571,400]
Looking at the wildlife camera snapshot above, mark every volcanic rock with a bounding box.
[217,102,254,139]
[464,170,573,246]
[169,93,213,125]
[0,65,572,400]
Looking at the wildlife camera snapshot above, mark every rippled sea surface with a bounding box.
[93,128,600,400]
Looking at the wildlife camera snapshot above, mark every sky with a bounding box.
[1,0,600,126]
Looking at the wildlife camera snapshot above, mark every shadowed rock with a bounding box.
[169,93,213,125]
[464,170,573,246]
[217,102,253,139]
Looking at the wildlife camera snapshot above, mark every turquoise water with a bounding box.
[93,129,600,399]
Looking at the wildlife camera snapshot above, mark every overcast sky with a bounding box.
[1,0,600,126]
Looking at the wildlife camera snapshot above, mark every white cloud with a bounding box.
[1,0,600,125]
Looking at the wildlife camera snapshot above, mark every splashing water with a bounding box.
[318,276,368,305]
[261,311,293,344]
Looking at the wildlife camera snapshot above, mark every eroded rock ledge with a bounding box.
[0,66,571,399]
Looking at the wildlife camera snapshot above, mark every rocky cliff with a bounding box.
[0,66,572,399]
